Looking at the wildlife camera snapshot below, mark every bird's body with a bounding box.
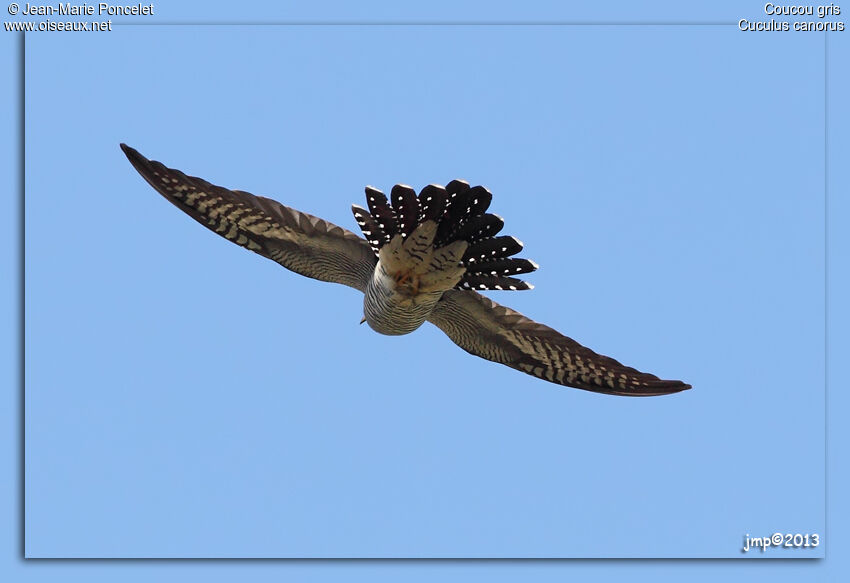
[121,143,691,397]
[363,246,446,336]
[360,219,460,335]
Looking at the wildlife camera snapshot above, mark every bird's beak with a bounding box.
[360,316,367,325]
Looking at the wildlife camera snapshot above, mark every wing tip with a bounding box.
[119,142,138,159]
[120,142,152,174]
[638,380,692,396]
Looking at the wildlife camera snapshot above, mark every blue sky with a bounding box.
[3,0,849,580]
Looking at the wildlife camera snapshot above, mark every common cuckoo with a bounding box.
[121,144,690,397]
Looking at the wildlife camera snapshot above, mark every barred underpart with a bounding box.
[351,180,538,292]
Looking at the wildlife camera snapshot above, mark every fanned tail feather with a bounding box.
[451,214,504,245]
[364,186,397,236]
[351,204,386,255]
[351,180,537,291]
[390,184,419,238]
[419,184,448,222]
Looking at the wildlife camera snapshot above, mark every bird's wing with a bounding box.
[428,289,691,396]
[121,144,377,292]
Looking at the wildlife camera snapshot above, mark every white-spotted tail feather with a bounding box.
[351,180,537,292]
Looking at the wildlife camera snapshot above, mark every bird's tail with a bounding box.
[351,180,538,292]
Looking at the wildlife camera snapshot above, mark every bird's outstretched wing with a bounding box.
[121,144,377,292]
[428,289,690,396]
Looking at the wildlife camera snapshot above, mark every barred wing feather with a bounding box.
[428,289,690,396]
[121,144,376,292]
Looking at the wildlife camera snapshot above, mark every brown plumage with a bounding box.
[121,143,691,397]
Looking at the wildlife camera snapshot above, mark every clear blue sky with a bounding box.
[3,0,849,580]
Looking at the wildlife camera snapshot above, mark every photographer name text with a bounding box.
[18,2,152,16]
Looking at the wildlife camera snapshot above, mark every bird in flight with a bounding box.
[121,144,690,397]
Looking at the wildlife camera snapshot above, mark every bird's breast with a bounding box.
[363,262,443,336]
